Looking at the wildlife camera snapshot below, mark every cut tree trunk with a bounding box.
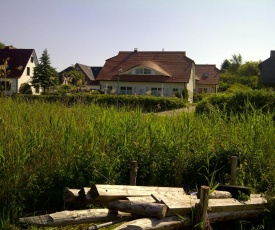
[113,216,192,230]
[108,200,168,218]
[19,209,131,227]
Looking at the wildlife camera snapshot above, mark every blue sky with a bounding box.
[1,0,274,71]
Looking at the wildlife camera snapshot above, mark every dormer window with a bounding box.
[144,68,151,74]
[203,73,209,78]
[134,68,152,75]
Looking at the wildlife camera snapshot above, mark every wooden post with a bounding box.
[230,156,238,185]
[130,161,137,185]
[199,186,210,230]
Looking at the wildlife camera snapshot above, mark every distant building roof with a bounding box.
[195,64,220,85]
[96,50,194,83]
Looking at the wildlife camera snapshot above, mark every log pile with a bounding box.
[19,184,268,229]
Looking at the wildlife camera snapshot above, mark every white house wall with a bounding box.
[100,81,186,96]
[185,63,195,103]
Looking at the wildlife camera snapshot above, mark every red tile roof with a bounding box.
[97,51,194,83]
[0,48,35,78]
[195,64,220,85]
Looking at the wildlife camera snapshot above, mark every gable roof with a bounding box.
[0,48,35,78]
[195,64,220,85]
[97,51,194,83]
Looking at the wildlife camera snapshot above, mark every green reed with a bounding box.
[0,98,275,229]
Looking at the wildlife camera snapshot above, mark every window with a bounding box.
[27,67,30,76]
[120,86,132,95]
[135,69,143,74]
[106,86,112,93]
[134,68,152,75]
[198,88,202,93]
[203,73,209,79]
[144,68,151,74]
[31,57,34,63]
[35,86,40,94]
[203,88,208,93]
[0,81,11,90]
[151,87,162,96]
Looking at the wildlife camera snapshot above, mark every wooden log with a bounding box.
[113,209,264,229]
[113,216,192,230]
[108,200,168,218]
[129,161,137,186]
[199,186,210,230]
[230,156,238,185]
[63,188,80,202]
[209,190,232,199]
[19,209,132,227]
[216,184,251,198]
[208,209,263,222]
[90,184,185,203]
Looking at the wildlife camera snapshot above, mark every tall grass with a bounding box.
[0,98,275,228]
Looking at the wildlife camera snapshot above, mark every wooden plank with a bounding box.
[113,216,192,230]
[107,200,168,218]
[126,196,156,203]
[159,196,266,217]
[19,209,132,227]
[208,197,267,213]
[90,184,185,202]
[151,193,191,203]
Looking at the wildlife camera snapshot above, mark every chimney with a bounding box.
[134,48,138,52]
[271,50,275,57]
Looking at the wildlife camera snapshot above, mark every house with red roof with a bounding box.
[195,65,220,93]
[96,49,196,102]
[0,46,38,95]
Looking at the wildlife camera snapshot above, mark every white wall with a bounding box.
[100,81,186,96]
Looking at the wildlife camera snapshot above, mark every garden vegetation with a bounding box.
[0,95,275,229]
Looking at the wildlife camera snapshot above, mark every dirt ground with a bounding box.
[156,105,196,116]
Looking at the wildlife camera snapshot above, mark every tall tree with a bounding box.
[229,54,242,73]
[0,58,10,95]
[0,42,5,49]
[220,59,231,73]
[31,49,58,92]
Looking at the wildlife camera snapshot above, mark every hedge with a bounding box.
[195,90,275,114]
[12,94,187,112]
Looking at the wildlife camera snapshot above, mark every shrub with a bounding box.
[19,83,32,94]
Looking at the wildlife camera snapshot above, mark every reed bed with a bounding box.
[0,98,275,229]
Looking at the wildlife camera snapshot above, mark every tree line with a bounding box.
[219,54,261,92]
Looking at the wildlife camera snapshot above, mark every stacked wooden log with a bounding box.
[19,184,268,229]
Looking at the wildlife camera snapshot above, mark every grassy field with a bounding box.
[0,98,275,229]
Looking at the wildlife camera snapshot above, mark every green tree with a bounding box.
[238,61,260,77]
[229,54,242,73]
[0,42,5,49]
[31,49,58,92]
[62,70,86,87]
[0,58,10,96]
[220,59,231,73]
